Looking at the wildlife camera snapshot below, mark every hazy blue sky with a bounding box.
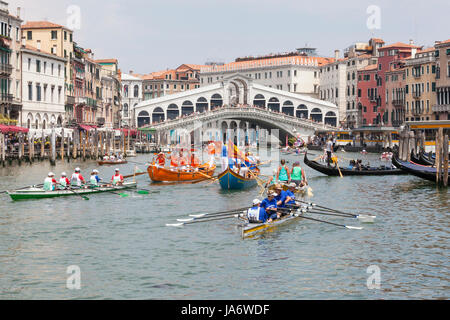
[8,0,450,74]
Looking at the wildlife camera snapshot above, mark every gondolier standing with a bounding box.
[221,142,228,170]
[326,138,333,167]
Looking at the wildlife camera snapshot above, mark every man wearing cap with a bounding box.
[90,169,102,187]
[260,191,280,222]
[71,168,86,188]
[58,172,70,190]
[285,183,298,207]
[274,184,288,208]
[43,172,57,191]
[246,199,269,224]
[111,168,124,186]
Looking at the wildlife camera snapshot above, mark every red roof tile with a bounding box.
[22,21,66,29]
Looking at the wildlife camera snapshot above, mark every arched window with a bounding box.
[123,85,129,97]
[152,107,165,123]
[268,97,280,113]
[253,94,266,108]
[310,108,323,122]
[123,103,129,118]
[167,104,179,120]
[324,111,337,127]
[137,111,150,127]
[134,85,139,98]
[282,101,294,116]
[210,94,223,110]
[296,104,308,119]
[196,97,208,113]
[181,100,194,116]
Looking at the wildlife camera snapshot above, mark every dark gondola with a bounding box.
[410,152,430,166]
[419,153,435,166]
[392,156,450,185]
[304,153,407,176]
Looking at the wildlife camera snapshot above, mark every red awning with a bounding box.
[120,128,137,136]
[0,125,29,134]
[79,125,97,131]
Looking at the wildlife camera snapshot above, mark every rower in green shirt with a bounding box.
[291,161,308,187]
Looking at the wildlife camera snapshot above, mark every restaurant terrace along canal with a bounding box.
[0,148,448,299]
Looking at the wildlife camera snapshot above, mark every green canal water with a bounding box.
[0,150,448,299]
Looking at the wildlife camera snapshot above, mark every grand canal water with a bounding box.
[0,150,448,300]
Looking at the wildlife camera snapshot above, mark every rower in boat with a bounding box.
[291,161,308,187]
[156,152,166,168]
[261,191,280,222]
[71,168,86,188]
[111,168,124,186]
[90,169,102,187]
[277,159,291,184]
[285,183,298,207]
[58,172,70,190]
[43,172,57,191]
[265,168,279,187]
[246,199,269,224]
[190,153,200,169]
[274,184,288,209]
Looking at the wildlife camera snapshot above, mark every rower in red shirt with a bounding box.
[111,168,124,186]
[156,152,166,167]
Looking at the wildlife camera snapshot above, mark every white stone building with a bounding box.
[0,2,22,123]
[199,51,334,99]
[21,44,66,129]
[121,73,143,128]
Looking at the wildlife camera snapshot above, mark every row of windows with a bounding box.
[27,82,63,103]
[26,57,63,77]
[26,30,73,42]
[144,83,200,91]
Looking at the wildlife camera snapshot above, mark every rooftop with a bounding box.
[22,21,69,30]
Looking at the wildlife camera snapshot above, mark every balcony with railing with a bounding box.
[0,93,13,103]
[433,104,450,112]
[392,99,405,107]
[0,63,12,76]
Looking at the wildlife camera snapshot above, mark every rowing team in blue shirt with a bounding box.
[247,183,298,224]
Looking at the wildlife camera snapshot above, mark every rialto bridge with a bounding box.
[134,74,339,145]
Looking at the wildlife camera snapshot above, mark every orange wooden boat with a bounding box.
[147,163,216,182]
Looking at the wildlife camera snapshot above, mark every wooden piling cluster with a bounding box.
[0,129,154,168]
[399,127,449,187]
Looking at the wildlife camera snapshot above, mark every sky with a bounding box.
[7,0,450,74]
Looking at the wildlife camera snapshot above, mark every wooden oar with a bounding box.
[177,210,245,222]
[166,214,241,227]
[59,185,90,200]
[285,204,375,223]
[335,156,344,178]
[123,172,147,179]
[187,206,250,219]
[295,211,364,230]
[295,200,376,220]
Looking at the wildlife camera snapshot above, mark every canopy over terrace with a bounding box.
[0,124,29,134]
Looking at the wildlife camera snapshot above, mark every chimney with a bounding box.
[409,39,414,45]
[334,50,340,60]
[17,7,21,19]
[129,70,133,74]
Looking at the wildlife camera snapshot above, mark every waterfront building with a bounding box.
[21,44,66,129]
[96,59,121,128]
[434,39,450,120]
[404,48,436,122]
[121,72,143,128]
[0,2,22,124]
[199,49,334,99]
[21,20,75,123]
[142,64,203,101]
[384,60,406,127]
[357,64,379,126]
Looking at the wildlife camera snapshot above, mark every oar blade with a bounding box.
[166,223,184,227]
[189,214,207,218]
[137,190,149,195]
[357,215,376,223]
[177,218,194,222]
[345,226,364,230]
